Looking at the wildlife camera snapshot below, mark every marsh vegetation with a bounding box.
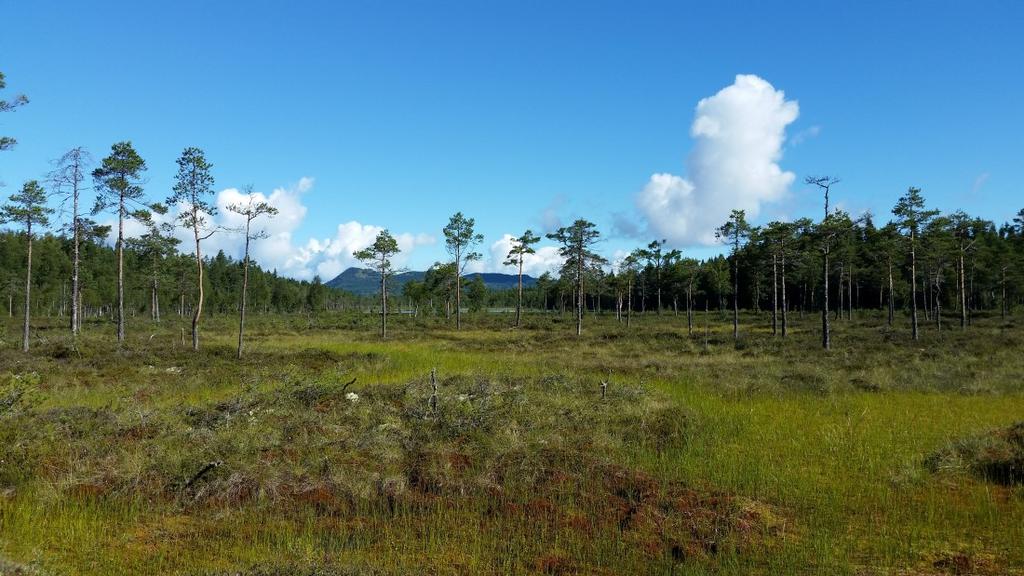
[1,311,1021,575]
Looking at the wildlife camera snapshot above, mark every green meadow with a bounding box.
[1,310,1022,575]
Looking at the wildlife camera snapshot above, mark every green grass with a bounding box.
[0,309,1021,575]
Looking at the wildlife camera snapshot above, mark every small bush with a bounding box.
[925,422,1024,485]
[0,558,51,576]
[0,373,42,418]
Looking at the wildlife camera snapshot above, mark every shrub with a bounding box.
[925,422,1024,485]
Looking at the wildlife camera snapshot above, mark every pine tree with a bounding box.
[92,141,147,346]
[354,230,401,339]
[504,229,540,327]
[227,189,278,358]
[548,219,605,336]
[1,181,53,352]
[716,210,753,341]
[49,147,92,336]
[893,187,939,341]
[806,175,842,349]
[762,220,804,337]
[443,212,483,330]
[168,147,217,351]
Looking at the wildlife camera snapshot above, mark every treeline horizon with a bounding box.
[3,185,1022,324]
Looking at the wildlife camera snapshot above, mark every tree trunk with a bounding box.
[380,260,387,339]
[656,268,662,315]
[117,195,126,345]
[22,223,33,353]
[780,252,788,338]
[515,257,523,327]
[959,249,967,330]
[686,284,693,335]
[822,246,830,350]
[153,276,160,323]
[192,228,204,351]
[455,247,462,330]
[626,276,632,329]
[237,234,251,359]
[71,190,80,335]
[771,254,778,336]
[576,249,584,337]
[910,233,919,341]
[887,260,895,327]
[732,238,739,341]
[968,260,976,325]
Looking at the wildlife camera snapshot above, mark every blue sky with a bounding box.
[2,0,1022,279]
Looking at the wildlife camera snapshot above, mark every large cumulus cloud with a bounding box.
[637,74,799,245]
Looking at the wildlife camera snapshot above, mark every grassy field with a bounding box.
[1,309,1022,575]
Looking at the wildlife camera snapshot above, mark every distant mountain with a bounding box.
[326,267,536,296]
[325,268,424,295]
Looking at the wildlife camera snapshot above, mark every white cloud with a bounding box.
[312,223,435,280]
[215,180,310,276]
[789,125,821,147]
[315,259,345,281]
[104,177,435,281]
[462,234,563,277]
[637,74,799,245]
[970,172,990,197]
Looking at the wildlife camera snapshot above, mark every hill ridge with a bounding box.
[325,267,537,295]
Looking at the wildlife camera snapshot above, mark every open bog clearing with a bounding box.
[1,312,1022,575]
